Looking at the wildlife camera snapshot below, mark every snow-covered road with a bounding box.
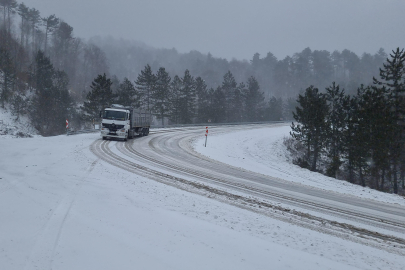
[1,124,404,270]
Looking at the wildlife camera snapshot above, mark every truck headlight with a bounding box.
[120,129,126,132]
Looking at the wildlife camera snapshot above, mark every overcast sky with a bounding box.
[21,0,405,61]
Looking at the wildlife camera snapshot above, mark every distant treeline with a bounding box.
[82,66,290,126]
[289,49,405,195]
[95,37,388,99]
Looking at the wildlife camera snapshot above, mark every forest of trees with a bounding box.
[82,66,283,126]
[290,49,405,195]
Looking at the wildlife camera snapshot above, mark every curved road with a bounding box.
[91,124,405,247]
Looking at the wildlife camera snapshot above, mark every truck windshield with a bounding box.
[103,110,126,120]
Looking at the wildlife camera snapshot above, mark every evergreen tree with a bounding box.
[354,86,392,187]
[116,77,139,107]
[244,76,265,122]
[195,76,210,123]
[135,64,156,111]
[291,86,328,171]
[153,67,171,125]
[283,97,298,120]
[266,96,283,121]
[83,73,115,121]
[42,14,59,54]
[0,0,17,35]
[30,51,74,136]
[179,69,196,124]
[10,93,27,120]
[29,50,55,135]
[28,8,41,53]
[17,3,29,47]
[340,94,360,183]
[324,82,346,177]
[372,48,405,193]
[168,75,182,124]
[0,47,15,107]
[50,70,74,134]
[221,71,237,122]
[210,86,226,123]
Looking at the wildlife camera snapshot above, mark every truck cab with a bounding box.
[100,107,131,140]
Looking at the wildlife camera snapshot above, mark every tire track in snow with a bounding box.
[91,131,405,254]
[23,159,98,270]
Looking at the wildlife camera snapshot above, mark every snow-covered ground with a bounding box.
[195,124,405,206]
[0,107,38,138]
[0,112,404,269]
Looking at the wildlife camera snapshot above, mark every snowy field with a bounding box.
[0,111,404,269]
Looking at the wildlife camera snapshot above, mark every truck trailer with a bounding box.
[100,104,151,140]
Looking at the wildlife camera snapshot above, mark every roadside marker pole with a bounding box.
[205,126,208,147]
[66,119,69,135]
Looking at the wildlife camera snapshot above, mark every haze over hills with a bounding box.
[20,0,405,61]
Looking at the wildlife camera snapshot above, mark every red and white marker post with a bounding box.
[205,126,208,147]
[66,119,69,135]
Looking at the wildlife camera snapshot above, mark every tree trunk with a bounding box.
[380,168,385,191]
[393,161,398,194]
[311,145,319,171]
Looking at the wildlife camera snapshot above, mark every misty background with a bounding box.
[20,0,405,60]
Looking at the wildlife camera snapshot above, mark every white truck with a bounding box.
[100,104,151,141]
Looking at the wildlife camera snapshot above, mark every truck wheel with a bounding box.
[146,128,149,136]
[102,136,106,140]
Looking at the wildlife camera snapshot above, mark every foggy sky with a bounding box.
[20,0,405,60]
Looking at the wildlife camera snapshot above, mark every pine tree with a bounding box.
[244,76,265,122]
[211,86,226,123]
[324,82,346,178]
[28,8,41,53]
[83,73,115,121]
[50,70,74,134]
[0,47,15,108]
[153,67,171,125]
[168,75,182,124]
[30,50,74,136]
[116,77,139,107]
[291,86,328,171]
[341,94,360,183]
[373,48,405,193]
[135,64,156,111]
[42,14,59,54]
[195,76,209,123]
[221,71,237,122]
[10,93,27,120]
[179,69,196,124]
[353,85,393,187]
[17,3,29,47]
[229,84,243,122]
[30,51,54,135]
[266,96,283,121]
